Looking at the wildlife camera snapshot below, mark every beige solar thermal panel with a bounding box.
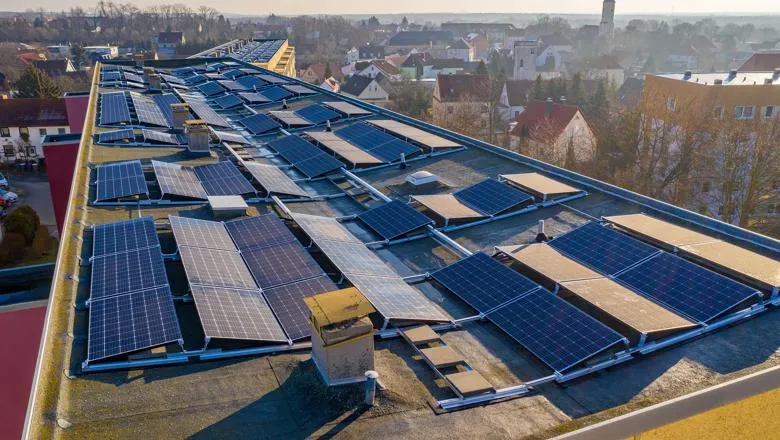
[322,101,372,116]
[369,119,461,149]
[411,194,484,220]
[500,173,580,198]
[561,278,697,337]
[421,345,465,368]
[269,111,311,126]
[446,370,495,396]
[403,325,441,345]
[496,243,603,283]
[605,213,716,248]
[305,131,383,165]
[680,241,780,289]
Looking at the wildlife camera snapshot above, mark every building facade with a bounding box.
[0,98,70,161]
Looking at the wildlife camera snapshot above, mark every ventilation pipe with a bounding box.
[535,219,549,243]
[683,70,692,80]
[184,120,210,154]
[148,74,161,90]
[282,99,288,109]
[325,120,332,132]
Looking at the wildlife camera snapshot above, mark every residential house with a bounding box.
[299,62,343,84]
[514,38,561,80]
[356,60,400,81]
[400,52,433,80]
[738,52,780,72]
[424,59,466,79]
[0,98,70,160]
[432,74,492,134]
[344,48,359,65]
[441,22,516,43]
[320,77,340,93]
[509,99,596,166]
[504,29,528,51]
[84,46,118,61]
[498,79,535,121]
[340,75,390,103]
[536,34,573,71]
[155,31,185,60]
[387,31,453,52]
[46,45,71,59]
[433,39,474,62]
[31,59,76,77]
[583,55,626,87]
[358,44,385,60]
[465,33,490,60]
[666,46,700,72]
[16,50,45,65]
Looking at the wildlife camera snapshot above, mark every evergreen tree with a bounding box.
[367,16,380,28]
[570,72,583,105]
[586,79,609,121]
[475,60,488,75]
[14,66,62,99]
[533,75,543,100]
[544,78,556,101]
[401,16,408,27]
[71,44,86,70]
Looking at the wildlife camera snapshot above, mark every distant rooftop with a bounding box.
[655,70,780,86]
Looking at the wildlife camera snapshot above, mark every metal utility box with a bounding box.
[304,288,376,386]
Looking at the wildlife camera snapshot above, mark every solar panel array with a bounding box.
[269,111,312,127]
[221,69,245,80]
[99,92,132,125]
[453,178,533,216]
[130,92,170,128]
[142,129,184,145]
[152,160,208,199]
[198,81,226,97]
[486,289,626,372]
[283,84,318,95]
[231,39,284,63]
[431,252,539,313]
[243,162,309,197]
[242,242,324,288]
[259,85,293,101]
[258,74,289,85]
[183,98,231,128]
[295,104,341,124]
[95,160,149,201]
[170,216,236,250]
[549,222,660,276]
[238,113,281,135]
[88,217,181,362]
[98,129,135,143]
[267,135,343,178]
[152,93,185,127]
[214,130,250,144]
[217,80,247,92]
[238,91,271,104]
[322,101,372,116]
[214,94,244,109]
[180,246,258,290]
[193,161,256,196]
[357,200,433,240]
[263,275,338,340]
[189,285,287,342]
[335,122,422,162]
[236,76,268,90]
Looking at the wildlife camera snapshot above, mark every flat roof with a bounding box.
[653,71,780,86]
[25,56,780,439]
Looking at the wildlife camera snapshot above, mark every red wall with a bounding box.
[64,93,89,133]
[42,141,80,235]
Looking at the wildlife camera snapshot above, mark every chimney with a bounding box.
[325,120,332,132]
[535,219,548,243]
[148,74,161,89]
[545,97,554,115]
[282,99,288,109]
[184,120,210,154]
[171,103,190,129]
[143,67,154,83]
[683,70,692,80]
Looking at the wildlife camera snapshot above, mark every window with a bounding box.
[0,127,9,137]
[19,127,29,136]
[765,106,775,120]
[58,128,66,134]
[666,96,677,112]
[701,181,711,193]
[39,128,47,136]
[481,104,489,114]
[735,105,755,120]
[519,59,524,68]
[447,105,454,114]
[713,105,724,120]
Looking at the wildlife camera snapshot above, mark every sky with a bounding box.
[9,0,780,15]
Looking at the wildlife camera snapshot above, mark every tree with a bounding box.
[14,66,62,98]
[475,60,488,75]
[367,16,380,28]
[401,16,408,27]
[71,44,86,69]
[585,79,609,121]
[570,72,583,105]
[533,75,543,100]
[5,205,40,245]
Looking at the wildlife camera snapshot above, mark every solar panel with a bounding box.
[487,289,626,372]
[190,285,287,342]
[214,94,244,109]
[225,214,296,250]
[152,160,208,200]
[186,100,231,127]
[283,84,318,95]
[236,75,268,90]
[243,162,309,197]
[172,66,195,76]
[292,213,362,244]
[243,242,324,288]
[99,92,131,125]
[214,130,250,144]
[92,217,157,257]
[323,101,373,116]
[184,74,208,85]
[549,222,660,276]
[238,113,281,135]
[169,216,236,251]
[95,160,149,201]
[142,129,183,145]
[193,161,256,196]
[269,111,312,127]
[453,179,533,216]
[217,80,247,91]
[152,94,184,127]
[98,129,135,143]
[368,138,423,163]
[431,252,539,313]
[179,246,257,290]
[316,240,397,277]
[258,75,289,85]
[295,104,341,124]
[101,71,121,82]
[263,275,338,340]
[617,252,761,323]
[267,135,343,178]
[357,200,433,240]
[198,81,226,97]
[335,123,421,162]
[349,275,450,322]
[90,246,169,300]
[260,85,293,101]
[221,69,246,80]
[87,286,182,362]
[238,92,271,104]
[123,71,144,84]
[130,92,170,127]
[159,73,185,85]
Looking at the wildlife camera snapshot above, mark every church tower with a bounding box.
[599,0,616,53]
[513,38,539,81]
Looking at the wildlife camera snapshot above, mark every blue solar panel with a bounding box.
[152,94,184,127]
[225,214,296,250]
[99,92,131,125]
[239,92,271,104]
[98,129,135,143]
[93,217,157,257]
[172,67,195,76]
[487,289,626,372]
[217,80,247,91]
[222,69,246,80]
[260,86,293,101]
[242,241,324,289]
[95,160,149,201]
[617,252,761,323]
[90,246,169,300]
[267,135,343,178]
[198,81,226,97]
[549,222,660,276]
[238,113,281,135]
[295,104,341,124]
[264,275,338,341]
[431,252,539,313]
[358,200,433,240]
[236,75,268,90]
[214,94,244,109]
[185,74,208,85]
[283,84,318,95]
[369,138,421,162]
[193,161,256,196]
[186,100,230,128]
[101,71,121,82]
[454,178,533,216]
[335,123,421,162]
[87,286,181,362]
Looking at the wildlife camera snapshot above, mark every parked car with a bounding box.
[0,189,18,205]
[0,172,7,189]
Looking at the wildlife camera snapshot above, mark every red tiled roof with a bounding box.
[739,52,780,72]
[435,74,491,102]
[31,59,71,77]
[305,62,343,80]
[510,100,585,143]
[16,51,44,64]
[0,98,68,127]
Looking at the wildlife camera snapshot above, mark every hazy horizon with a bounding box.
[4,0,780,16]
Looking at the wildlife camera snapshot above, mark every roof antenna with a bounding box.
[326,120,332,132]
[535,219,549,243]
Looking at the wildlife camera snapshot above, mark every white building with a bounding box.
[344,47,359,65]
[0,98,70,160]
[513,38,540,80]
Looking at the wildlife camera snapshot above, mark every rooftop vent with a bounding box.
[683,71,692,80]
[774,68,780,80]
[728,69,738,80]
[406,170,439,186]
[207,195,248,218]
[714,79,723,85]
